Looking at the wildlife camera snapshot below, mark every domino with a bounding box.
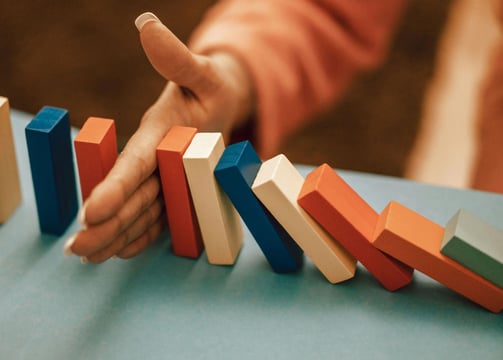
[298,164,413,291]
[156,126,203,258]
[74,117,117,202]
[372,201,503,313]
[25,106,78,235]
[182,132,243,265]
[0,97,22,223]
[251,154,356,284]
[441,209,503,288]
[214,141,303,273]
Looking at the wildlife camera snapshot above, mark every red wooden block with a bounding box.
[156,126,203,258]
[74,117,117,202]
[298,164,413,291]
[372,201,503,313]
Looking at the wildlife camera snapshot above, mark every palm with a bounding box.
[65,15,252,262]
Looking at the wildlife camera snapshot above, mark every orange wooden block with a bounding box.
[372,201,503,313]
[298,164,413,291]
[156,126,203,258]
[74,117,117,202]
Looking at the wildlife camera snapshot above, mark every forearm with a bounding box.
[189,0,408,157]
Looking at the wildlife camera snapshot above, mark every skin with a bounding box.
[65,15,254,263]
[64,8,503,263]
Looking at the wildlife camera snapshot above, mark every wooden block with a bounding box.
[156,126,203,258]
[0,97,22,223]
[298,164,413,291]
[214,141,303,273]
[372,201,503,313]
[251,154,356,284]
[25,106,78,235]
[182,132,243,265]
[441,209,503,288]
[74,117,117,202]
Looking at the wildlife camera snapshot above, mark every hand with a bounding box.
[64,12,254,263]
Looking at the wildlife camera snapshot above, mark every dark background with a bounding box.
[0,0,451,177]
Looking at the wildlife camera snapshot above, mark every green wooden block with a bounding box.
[441,209,503,288]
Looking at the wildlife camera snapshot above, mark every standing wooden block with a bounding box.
[0,97,22,223]
[214,141,303,273]
[182,132,243,265]
[441,209,503,288]
[156,126,203,258]
[372,201,503,313]
[251,154,356,284]
[25,106,78,235]
[74,117,117,202]
[298,164,413,291]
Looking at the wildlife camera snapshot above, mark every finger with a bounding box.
[71,175,161,255]
[135,12,217,94]
[85,198,165,263]
[81,118,167,226]
[116,217,165,259]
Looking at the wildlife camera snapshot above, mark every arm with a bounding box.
[190,0,407,157]
[65,0,406,262]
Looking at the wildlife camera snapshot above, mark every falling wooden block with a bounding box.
[156,126,204,258]
[25,106,78,235]
[74,117,117,202]
[214,141,303,273]
[372,201,503,313]
[251,154,356,284]
[441,209,503,288]
[298,164,413,291]
[182,132,243,265]
[0,97,22,223]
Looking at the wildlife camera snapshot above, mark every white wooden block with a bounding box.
[182,133,243,265]
[251,154,356,283]
[0,97,22,223]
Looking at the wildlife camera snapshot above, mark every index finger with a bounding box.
[81,118,166,226]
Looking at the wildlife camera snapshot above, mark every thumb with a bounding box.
[134,12,213,92]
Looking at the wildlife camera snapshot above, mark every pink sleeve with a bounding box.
[189,0,407,157]
[470,0,503,192]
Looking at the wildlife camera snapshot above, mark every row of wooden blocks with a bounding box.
[1,98,502,313]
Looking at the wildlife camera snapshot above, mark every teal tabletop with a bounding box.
[1,109,502,359]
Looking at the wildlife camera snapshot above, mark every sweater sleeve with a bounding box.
[189,0,407,157]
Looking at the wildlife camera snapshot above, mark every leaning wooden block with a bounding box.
[298,164,413,291]
[0,97,22,223]
[251,154,356,284]
[214,141,303,273]
[74,117,117,202]
[182,132,243,265]
[441,209,503,288]
[25,106,78,235]
[372,201,503,313]
[156,126,203,259]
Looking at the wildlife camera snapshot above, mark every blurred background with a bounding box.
[0,0,499,186]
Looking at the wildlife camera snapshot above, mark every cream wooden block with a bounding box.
[251,154,356,283]
[0,97,22,223]
[182,132,243,265]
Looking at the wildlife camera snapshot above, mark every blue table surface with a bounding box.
[1,109,502,359]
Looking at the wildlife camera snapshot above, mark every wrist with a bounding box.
[207,52,256,130]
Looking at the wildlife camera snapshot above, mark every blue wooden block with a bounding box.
[214,141,303,273]
[25,106,78,235]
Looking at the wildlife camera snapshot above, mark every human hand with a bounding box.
[64,12,254,263]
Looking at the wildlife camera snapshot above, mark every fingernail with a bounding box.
[63,235,76,256]
[78,203,88,228]
[135,12,160,32]
[80,256,89,264]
